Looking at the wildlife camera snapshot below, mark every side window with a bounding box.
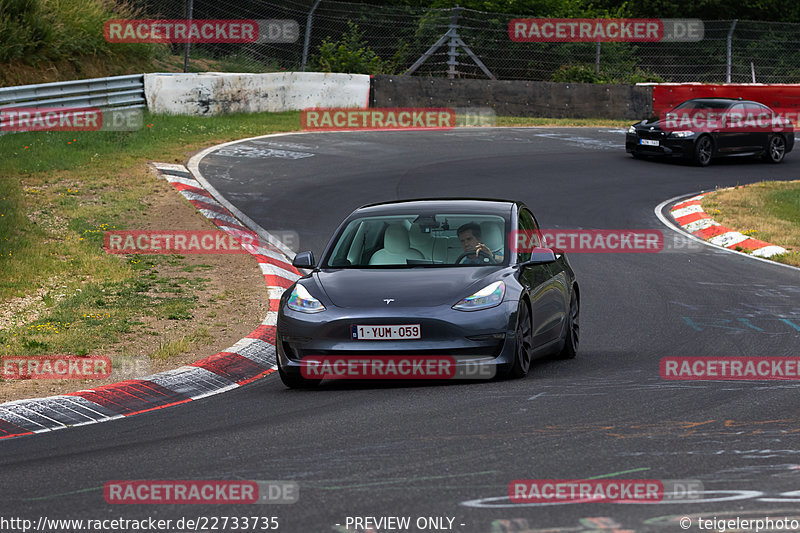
[752,103,774,126]
[726,103,746,129]
[517,208,539,262]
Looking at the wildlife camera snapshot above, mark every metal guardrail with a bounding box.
[0,74,145,110]
[0,74,145,132]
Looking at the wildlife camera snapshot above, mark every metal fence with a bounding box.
[133,0,800,83]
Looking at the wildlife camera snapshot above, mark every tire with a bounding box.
[507,302,533,379]
[555,289,579,360]
[631,152,644,160]
[692,135,713,166]
[278,361,321,389]
[763,134,786,164]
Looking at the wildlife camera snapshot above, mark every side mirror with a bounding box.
[292,251,315,268]
[520,247,556,267]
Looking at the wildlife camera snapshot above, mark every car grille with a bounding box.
[295,345,504,359]
[638,130,666,140]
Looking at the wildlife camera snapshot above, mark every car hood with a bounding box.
[634,118,663,131]
[310,267,503,308]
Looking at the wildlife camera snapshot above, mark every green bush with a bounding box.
[0,0,52,63]
[624,68,665,84]
[0,0,160,67]
[312,21,390,75]
[552,64,607,83]
[551,63,665,84]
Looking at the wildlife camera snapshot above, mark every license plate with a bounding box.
[640,139,660,146]
[351,324,421,340]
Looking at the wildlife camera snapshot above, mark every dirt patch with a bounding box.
[0,165,271,402]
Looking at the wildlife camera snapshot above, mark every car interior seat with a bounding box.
[480,221,505,257]
[369,224,425,265]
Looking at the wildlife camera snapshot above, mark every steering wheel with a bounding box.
[454,249,499,265]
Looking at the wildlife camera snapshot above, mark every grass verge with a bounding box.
[495,117,631,128]
[701,180,800,267]
[0,110,302,400]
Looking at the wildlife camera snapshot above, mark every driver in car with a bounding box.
[457,222,503,264]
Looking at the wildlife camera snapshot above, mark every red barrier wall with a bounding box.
[648,83,800,114]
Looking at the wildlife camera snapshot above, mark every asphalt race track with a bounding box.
[3,128,800,533]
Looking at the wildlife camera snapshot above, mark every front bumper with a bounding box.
[276,301,519,378]
[626,132,695,158]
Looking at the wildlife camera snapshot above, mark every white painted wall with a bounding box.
[144,72,370,115]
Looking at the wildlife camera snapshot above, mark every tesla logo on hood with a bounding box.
[383,299,395,304]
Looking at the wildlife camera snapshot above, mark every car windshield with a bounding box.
[324,213,509,267]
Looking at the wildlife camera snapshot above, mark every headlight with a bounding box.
[286,284,326,313]
[628,125,637,134]
[453,281,505,311]
[669,130,695,138]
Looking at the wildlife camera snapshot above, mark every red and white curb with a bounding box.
[0,163,300,440]
[670,192,788,259]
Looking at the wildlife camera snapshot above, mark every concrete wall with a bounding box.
[145,72,370,116]
[371,75,652,119]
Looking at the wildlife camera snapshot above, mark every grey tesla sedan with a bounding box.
[275,199,579,388]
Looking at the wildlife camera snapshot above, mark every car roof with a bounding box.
[682,97,765,106]
[353,198,518,217]
[685,97,741,101]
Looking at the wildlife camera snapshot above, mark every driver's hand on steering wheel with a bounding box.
[474,242,490,258]
[475,243,502,262]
